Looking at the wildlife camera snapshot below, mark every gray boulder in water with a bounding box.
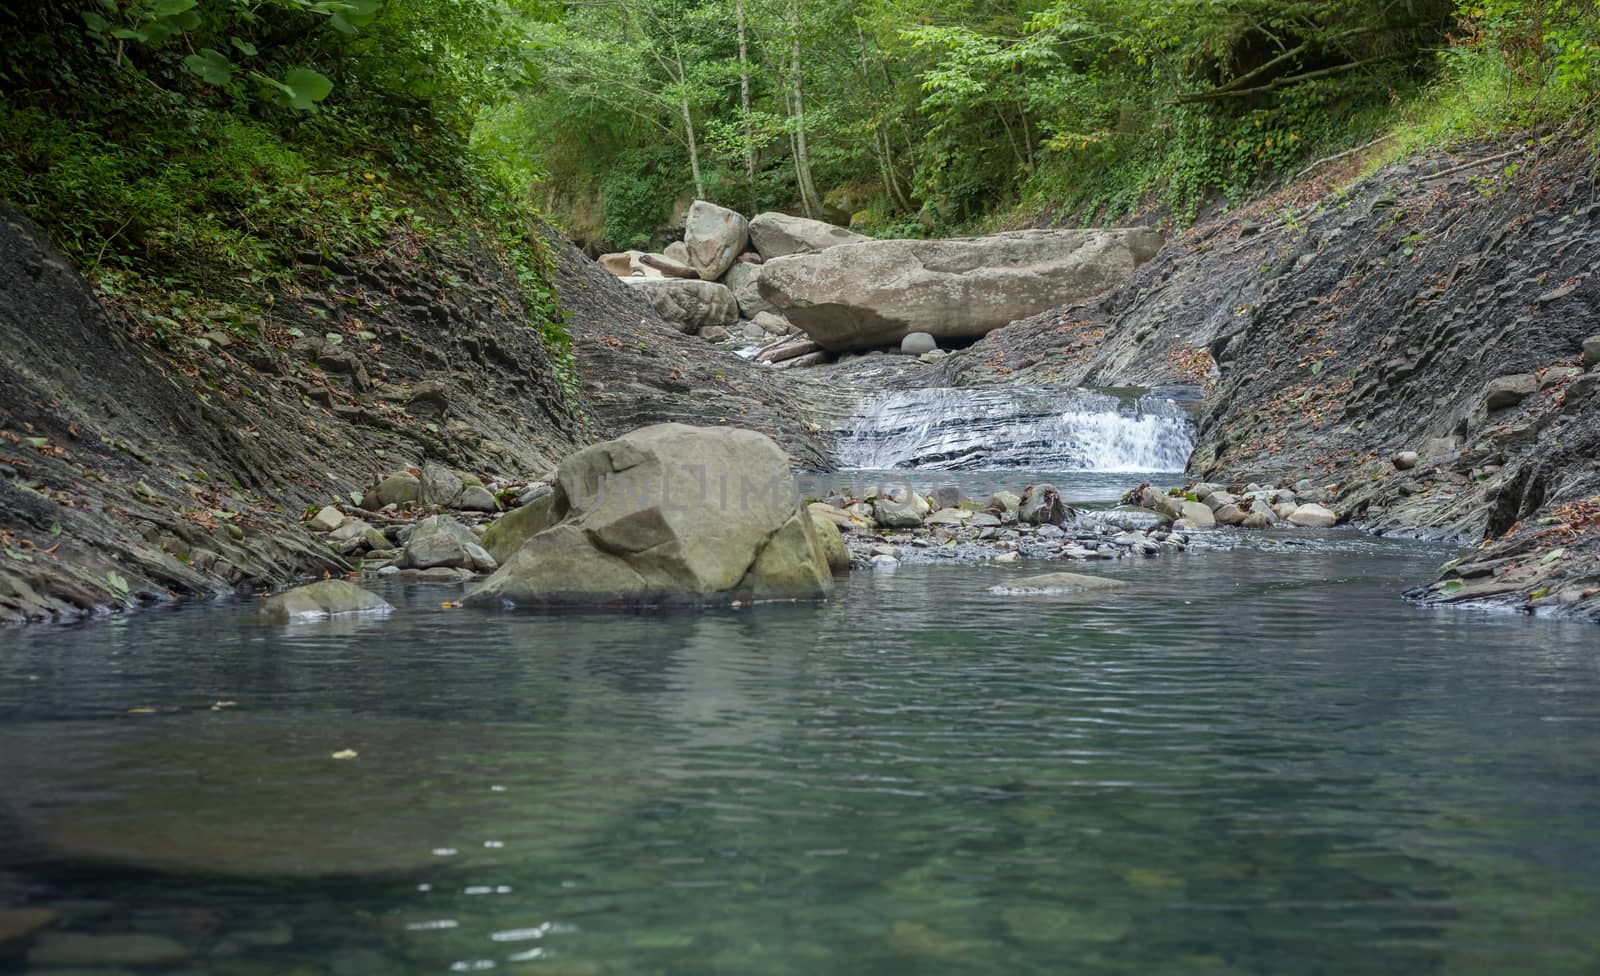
[758,228,1163,352]
[467,424,832,607]
[260,580,391,623]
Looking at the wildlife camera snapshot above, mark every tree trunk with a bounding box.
[737,0,756,212]
[680,93,705,199]
[789,0,822,219]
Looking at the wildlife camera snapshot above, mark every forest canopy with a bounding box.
[2,0,1597,264]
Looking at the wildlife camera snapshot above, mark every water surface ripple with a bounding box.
[1,531,1598,975]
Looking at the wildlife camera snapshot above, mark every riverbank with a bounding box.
[4,133,1598,623]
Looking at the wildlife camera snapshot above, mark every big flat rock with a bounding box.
[757,228,1163,352]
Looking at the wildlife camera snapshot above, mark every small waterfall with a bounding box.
[835,387,1195,471]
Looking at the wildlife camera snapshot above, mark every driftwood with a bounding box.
[637,253,701,279]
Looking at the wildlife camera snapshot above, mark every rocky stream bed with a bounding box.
[2,135,1598,623]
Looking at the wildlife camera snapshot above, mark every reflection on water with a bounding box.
[2,531,1599,975]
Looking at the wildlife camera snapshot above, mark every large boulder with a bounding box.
[466,424,831,607]
[260,580,391,623]
[748,212,869,260]
[682,201,749,280]
[621,278,738,334]
[723,262,777,319]
[757,228,1164,352]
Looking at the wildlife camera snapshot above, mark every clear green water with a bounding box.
[2,527,1599,975]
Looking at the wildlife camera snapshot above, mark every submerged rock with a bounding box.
[260,580,391,623]
[467,424,831,606]
[28,932,190,968]
[990,572,1132,595]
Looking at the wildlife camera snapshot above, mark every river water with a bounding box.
[3,499,1599,974]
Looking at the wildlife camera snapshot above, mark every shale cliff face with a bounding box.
[942,137,1600,620]
[0,205,593,621]
[0,202,851,623]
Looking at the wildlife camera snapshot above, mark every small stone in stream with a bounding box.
[901,332,938,355]
[970,512,1001,528]
[1287,503,1338,528]
[930,484,966,510]
[1179,501,1215,528]
[1583,335,1600,368]
[0,908,58,954]
[1212,503,1248,526]
[991,572,1131,595]
[364,527,390,551]
[458,486,499,513]
[1173,517,1199,531]
[986,491,1021,517]
[1482,373,1538,410]
[377,564,400,576]
[870,544,899,559]
[743,321,767,340]
[1242,512,1273,529]
[995,552,1019,563]
[308,505,345,532]
[1036,524,1064,540]
[1393,451,1420,470]
[870,554,900,569]
[701,325,731,342]
[1272,488,1297,505]
[1204,491,1237,512]
[28,932,191,968]
[872,491,928,528]
[1112,532,1141,547]
[261,580,391,623]
[926,509,970,527]
[1019,485,1068,526]
[419,463,464,508]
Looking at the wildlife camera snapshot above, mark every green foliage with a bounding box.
[0,0,579,396]
[601,147,686,250]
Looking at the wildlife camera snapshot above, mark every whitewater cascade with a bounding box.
[835,387,1196,471]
